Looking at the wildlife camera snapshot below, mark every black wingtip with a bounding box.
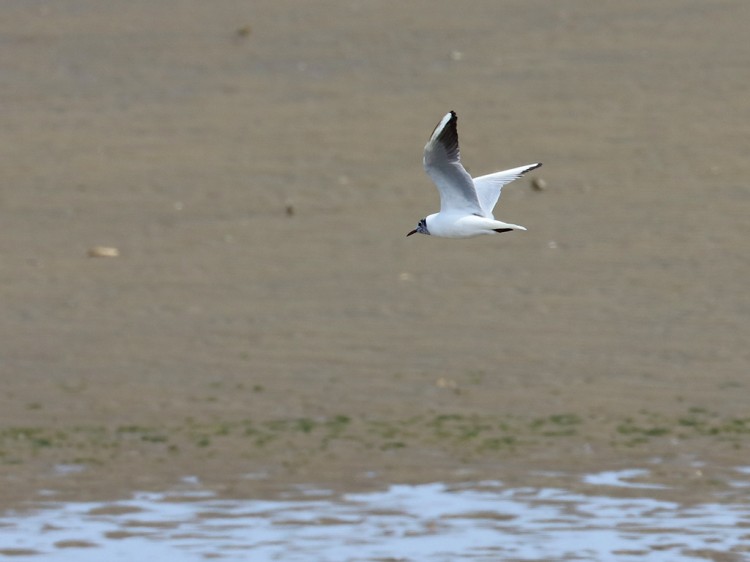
[522,162,543,174]
[430,111,460,157]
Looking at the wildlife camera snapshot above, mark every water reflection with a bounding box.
[1,468,749,561]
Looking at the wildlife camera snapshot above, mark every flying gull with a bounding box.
[407,111,541,239]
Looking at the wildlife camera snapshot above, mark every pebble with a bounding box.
[531,177,548,191]
[87,246,119,258]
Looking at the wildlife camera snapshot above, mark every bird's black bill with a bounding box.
[406,229,418,237]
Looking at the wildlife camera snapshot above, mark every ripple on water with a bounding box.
[1,468,749,561]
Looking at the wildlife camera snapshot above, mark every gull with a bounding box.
[407,111,541,238]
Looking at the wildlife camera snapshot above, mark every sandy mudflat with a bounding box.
[1,1,749,507]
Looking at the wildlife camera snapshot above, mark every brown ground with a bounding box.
[1,1,749,507]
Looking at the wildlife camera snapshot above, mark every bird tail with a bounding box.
[491,220,526,233]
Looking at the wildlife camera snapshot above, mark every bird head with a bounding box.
[406,218,430,237]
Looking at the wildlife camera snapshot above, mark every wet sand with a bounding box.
[1,1,749,509]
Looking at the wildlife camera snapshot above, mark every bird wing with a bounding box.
[473,163,542,218]
[423,111,483,214]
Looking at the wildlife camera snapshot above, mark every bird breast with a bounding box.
[426,213,494,239]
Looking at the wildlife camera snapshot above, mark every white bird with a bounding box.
[407,111,541,238]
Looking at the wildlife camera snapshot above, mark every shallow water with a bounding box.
[2,468,750,561]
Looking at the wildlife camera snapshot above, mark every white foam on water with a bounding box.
[581,468,670,489]
[1,469,749,561]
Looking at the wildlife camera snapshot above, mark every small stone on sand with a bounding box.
[531,177,548,191]
[87,246,119,258]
